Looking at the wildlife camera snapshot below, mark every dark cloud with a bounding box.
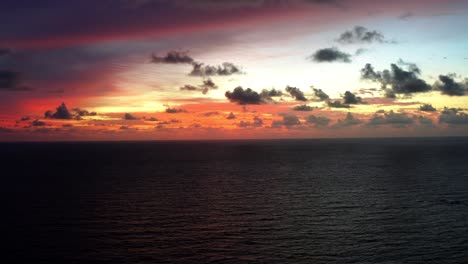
[285,86,307,101]
[293,104,315,111]
[336,26,393,44]
[151,51,194,64]
[120,125,130,130]
[312,88,329,101]
[435,74,468,96]
[308,47,351,63]
[360,62,431,95]
[335,112,363,127]
[343,91,363,104]
[260,88,283,100]
[180,78,218,94]
[45,103,73,119]
[165,107,187,113]
[239,116,263,127]
[225,86,262,105]
[202,111,219,117]
[416,116,433,125]
[439,108,468,125]
[72,108,97,117]
[306,115,331,126]
[327,100,350,108]
[226,112,236,119]
[367,110,414,126]
[31,119,46,126]
[0,70,30,91]
[190,62,243,77]
[281,113,301,126]
[124,113,139,120]
[419,104,436,112]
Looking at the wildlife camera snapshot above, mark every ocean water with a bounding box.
[3,138,468,263]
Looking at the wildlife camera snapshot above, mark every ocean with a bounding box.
[3,137,468,263]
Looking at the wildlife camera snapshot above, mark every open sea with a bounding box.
[3,137,468,263]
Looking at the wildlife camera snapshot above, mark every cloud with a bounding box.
[226,112,236,119]
[367,110,414,127]
[293,104,315,111]
[419,104,436,112]
[0,70,30,91]
[336,26,394,44]
[327,100,350,108]
[308,47,351,63]
[190,62,243,77]
[239,116,263,127]
[416,116,433,125]
[124,113,139,120]
[355,48,369,56]
[202,111,219,117]
[360,62,431,95]
[285,86,307,101]
[435,74,468,96]
[165,106,187,113]
[180,78,218,94]
[312,88,329,101]
[343,91,363,104]
[45,103,73,119]
[72,108,97,117]
[398,12,414,20]
[260,88,283,101]
[306,115,331,127]
[151,51,194,64]
[31,119,46,126]
[281,113,301,126]
[225,86,262,104]
[335,112,363,127]
[439,108,468,125]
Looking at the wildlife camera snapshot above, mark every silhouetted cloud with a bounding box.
[165,106,187,113]
[416,116,433,125]
[308,47,351,63]
[398,12,414,20]
[190,62,243,77]
[225,86,262,104]
[226,112,236,119]
[260,88,283,100]
[31,119,46,126]
[285,86,307,101]
[435,74,468,96]
[419,104,436,112]
[327,100,350,108]
[306,115,331,126]
[312,88,329,101]
[239,116,263,127]
[0,70,30,91]
[336,26,394,44]
[45,103,73,119]
[335,112,363,127]
[360,62,431,95]
[293,104,315,111]
[72,108,97,116]
[202,111,219,117]
[124,113,139,120]
[343,91,363,104]
[180,78,218,94]
[281,113,301,126]
[439,108,468,125]
[355,48,369,56]
[151,51,194,64]
[367,110,414,126]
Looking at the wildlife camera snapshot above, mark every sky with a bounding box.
[1,0,468,141]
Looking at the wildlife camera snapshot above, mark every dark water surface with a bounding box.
[3,138,468,263]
